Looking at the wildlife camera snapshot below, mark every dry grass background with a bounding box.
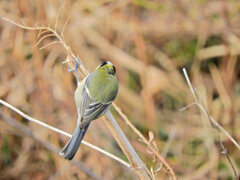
[0,0,240,179]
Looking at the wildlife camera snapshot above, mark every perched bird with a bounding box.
[59,61,118,160]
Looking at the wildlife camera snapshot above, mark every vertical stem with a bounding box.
[105,111,152,180]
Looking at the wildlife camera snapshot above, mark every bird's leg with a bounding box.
[68,56,81,84]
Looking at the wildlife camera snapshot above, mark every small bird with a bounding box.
[59,61,118,160]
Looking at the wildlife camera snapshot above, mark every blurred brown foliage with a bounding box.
[0,0,240,179]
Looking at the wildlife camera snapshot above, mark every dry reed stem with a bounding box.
[2,17,154,179]
[182,68,239,179]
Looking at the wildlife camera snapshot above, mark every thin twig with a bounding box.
[179,102,196,112]
[55,3,65,31]
[39,41,61,50]
[182,68,239,179]
[161,128,176,159]
[38,29,51,38]
[61,16,71,41]
[33,34,56,48]
[0,99,130,168]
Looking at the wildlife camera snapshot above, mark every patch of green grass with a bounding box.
[164,38,197,67]
[127,70,142,93]
[6,48,12,55]
[1,137,11,166]
[205,36,223,47]
[200,36,222,72]
[160,91,183,110]
[218,161,233,180]
[158,128,168,141]
[134,0,164,11]
[21,116,29,124]
[134,122,148,136]
[25,53,33,60]
[218,161,227,170]
[184,138,205,156]
[210,13,221,20]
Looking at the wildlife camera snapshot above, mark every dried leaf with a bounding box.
[148,131,154,143]
[138,138,145,143]
[146,149,154,155]
[154,164,163,174]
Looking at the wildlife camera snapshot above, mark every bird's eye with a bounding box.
[113,66,116,73]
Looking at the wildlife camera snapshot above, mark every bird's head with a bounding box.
[96,61,116,75]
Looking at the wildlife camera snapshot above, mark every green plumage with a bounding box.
[60,61,118,160]
[86,66,118,104]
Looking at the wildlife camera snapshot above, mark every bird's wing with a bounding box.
[79,86,111,124]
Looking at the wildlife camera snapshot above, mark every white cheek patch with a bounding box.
[106,61,113,66]
[96,64,102,69]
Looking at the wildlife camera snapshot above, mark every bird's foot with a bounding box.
[68,56,81,73]
[68,56,81,83]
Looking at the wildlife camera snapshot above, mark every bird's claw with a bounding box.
[68,56,81,84]
[68,56,81,72]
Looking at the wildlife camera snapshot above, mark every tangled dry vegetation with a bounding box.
[0,0,240,179]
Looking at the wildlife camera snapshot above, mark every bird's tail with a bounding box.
[59,123,90,160]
